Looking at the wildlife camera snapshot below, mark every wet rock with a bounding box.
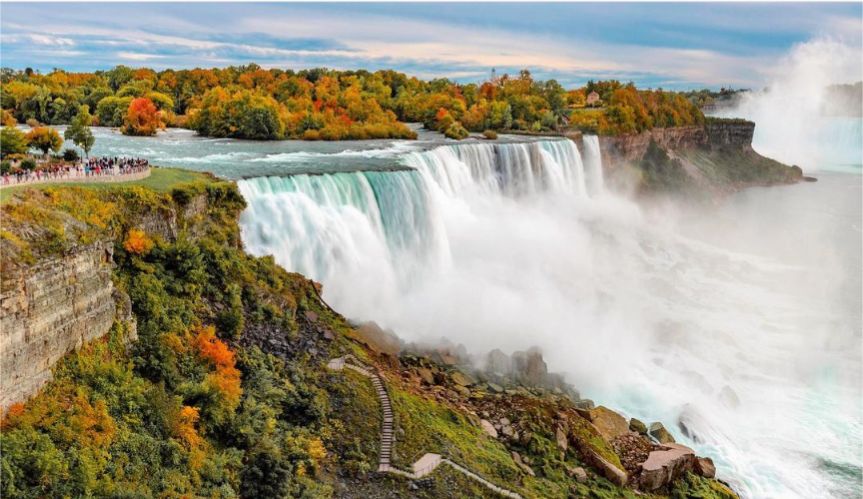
[629,418,648,435]
[480,419,498,438]
[638,443,697,491]
[649,422,675,444]
[695,456,716,478]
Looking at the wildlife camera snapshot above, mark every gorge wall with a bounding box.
[595,120,756,167]
[0,188,218,411]
[0,240,130,410]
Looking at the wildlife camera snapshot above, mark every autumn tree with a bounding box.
[122,97,162,136]
[1,126,28,157]
[25,126,63,157]
[64,105,95,158]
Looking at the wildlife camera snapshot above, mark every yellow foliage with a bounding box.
[307,437,327,462]
[172,405,202,449]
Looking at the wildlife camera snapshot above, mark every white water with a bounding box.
[238,137,861,498]
[714,39,863,173]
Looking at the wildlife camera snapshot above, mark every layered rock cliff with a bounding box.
[0,182,227,412]
[0,240,131,410]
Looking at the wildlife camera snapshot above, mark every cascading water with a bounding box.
[238,136,861,498]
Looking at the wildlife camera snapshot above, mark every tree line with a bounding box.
[1,65,704,140]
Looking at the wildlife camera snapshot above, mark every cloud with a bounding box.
[0,3,859,89]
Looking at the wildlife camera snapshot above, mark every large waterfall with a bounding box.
[238,137,861,499]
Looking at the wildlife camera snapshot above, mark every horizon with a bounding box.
[1,2,861,90]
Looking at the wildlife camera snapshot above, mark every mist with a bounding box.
[715,38,863,171]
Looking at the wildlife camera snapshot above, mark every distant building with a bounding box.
[586,91,601,106]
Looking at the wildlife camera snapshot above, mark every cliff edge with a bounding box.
[592,118,803,197]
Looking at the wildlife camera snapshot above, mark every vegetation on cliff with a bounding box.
[0,176,737,498]
[2,65,703,141]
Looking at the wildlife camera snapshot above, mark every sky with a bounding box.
[1,2,861,89]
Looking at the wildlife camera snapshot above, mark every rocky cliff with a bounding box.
[0,182,228,412]
[593,119,802,196]
[0,240,132,410]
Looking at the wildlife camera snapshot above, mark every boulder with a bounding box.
[629,418,648,435]
[501,424,517,440]
[453,385,471,397]
[511,347,548,386]
[354,321,401,356]
[511,451,535,477]
[486,349,512,375]
[417,367,435,385]
[480,419,498,438]
[638,443,697,491]
[555,425,568,452]
[486,382,504,393]
[451,371,476,387]
[578,406,630,442]
[648,422,675,444]
[574,399,595,410]
[567,466,588,483]
[584,449,628,486]
[695,456,716,478]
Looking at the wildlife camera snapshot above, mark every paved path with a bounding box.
[0,168,150,189]
[328,355,522,498]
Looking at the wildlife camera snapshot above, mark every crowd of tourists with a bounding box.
[2,157,150,186]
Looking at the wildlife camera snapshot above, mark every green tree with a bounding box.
[64,105,95,158]
[0,126,28,157]
[25,126,63,157]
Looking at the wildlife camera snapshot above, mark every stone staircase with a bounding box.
[328,355,522,498]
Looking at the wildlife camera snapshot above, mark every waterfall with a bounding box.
[582,135,605,195]
[238,138,602,318]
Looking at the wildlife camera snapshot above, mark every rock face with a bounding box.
[0,241,129,411]
[638,443,698,491]
[597,121,757,167]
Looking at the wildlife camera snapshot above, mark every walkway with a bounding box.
[328,355,522,498]
[0,167,150,189]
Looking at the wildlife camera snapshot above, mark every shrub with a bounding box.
[62,148,79,162]
[123,228,154,255]
[20,158,36,171]
[444,122,469,140]
[482,129,498,140]
[1,160,10,174]
[25,118,40,128]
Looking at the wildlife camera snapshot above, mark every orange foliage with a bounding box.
[1,402,26,429]
[172,405,202,449]
[193,326,242,411]
[123,228,154,255]
[123,97,162,136]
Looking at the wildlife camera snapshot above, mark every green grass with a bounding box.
[0,167,211,204]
